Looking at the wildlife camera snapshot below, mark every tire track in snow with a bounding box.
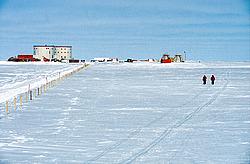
[120,79,229,164]
[86,85,211,163]
[168,71,232,162]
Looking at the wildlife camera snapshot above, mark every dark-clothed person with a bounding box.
[211,75,216,85]
[202,75,207,85]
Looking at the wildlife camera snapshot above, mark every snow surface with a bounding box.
[0,61,87,103]
[0,62,250,163]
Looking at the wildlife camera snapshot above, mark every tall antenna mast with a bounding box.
[184,51,187,61]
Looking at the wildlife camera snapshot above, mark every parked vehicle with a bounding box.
[160,54,172,63]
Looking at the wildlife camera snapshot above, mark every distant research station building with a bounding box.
[33,45,72,61]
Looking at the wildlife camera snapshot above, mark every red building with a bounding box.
[15,54,38,62]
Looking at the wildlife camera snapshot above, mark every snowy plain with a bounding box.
[0,61,250,163]
[0,61,85,104]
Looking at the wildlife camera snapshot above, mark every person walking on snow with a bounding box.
[202,75,207,85]
[211,75,216,85]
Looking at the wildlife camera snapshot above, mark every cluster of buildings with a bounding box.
[8,44,186,64]
[8,45,79,62]
[160,54,185,63]
[90,54,185,63]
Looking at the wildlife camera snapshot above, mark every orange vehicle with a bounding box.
[160,54,171,63]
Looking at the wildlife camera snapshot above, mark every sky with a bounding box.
[0,0,249,61]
